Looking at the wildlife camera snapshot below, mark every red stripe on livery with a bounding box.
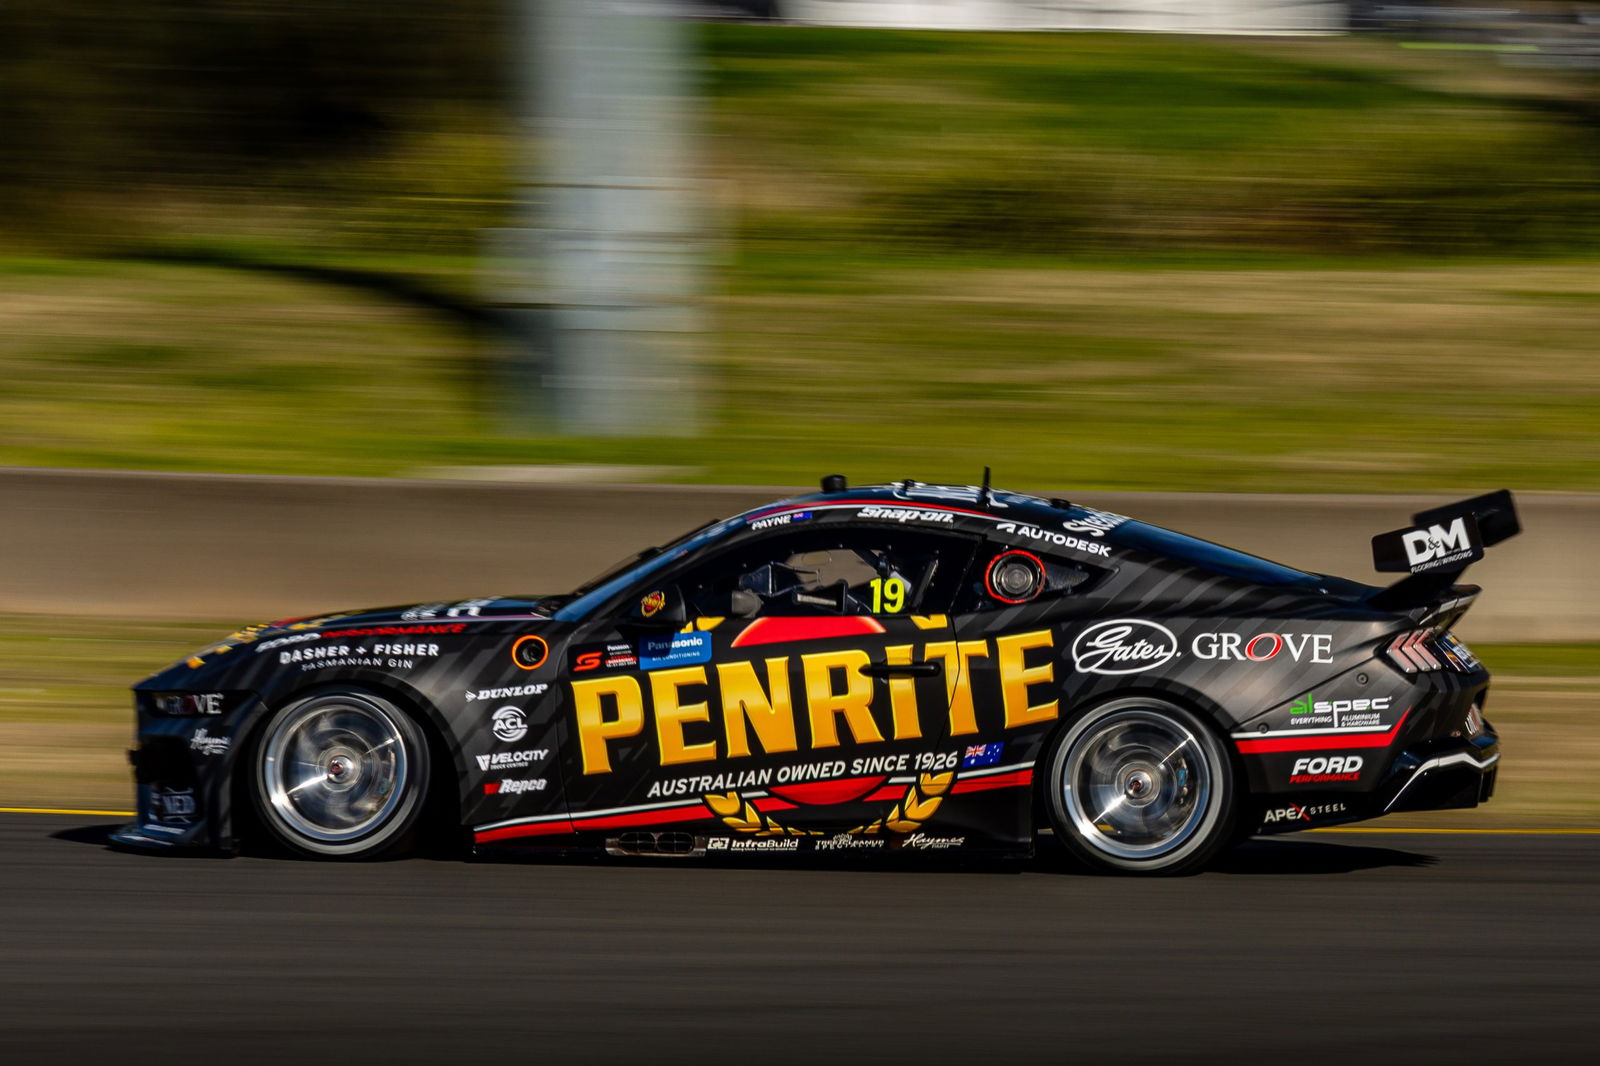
[476,796,801,844]
[1234,710,1411,754]
[952,770,1034,794]
[769,775,889,806]
[731,615,886,648]
[474,768,1039,845]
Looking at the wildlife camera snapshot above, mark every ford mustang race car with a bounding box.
[115,477,1517,874]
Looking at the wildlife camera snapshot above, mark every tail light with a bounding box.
[1384,628,1477,674]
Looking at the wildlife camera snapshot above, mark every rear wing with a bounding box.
[1368,490,1520,610]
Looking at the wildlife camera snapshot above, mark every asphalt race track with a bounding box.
[2,815,1595,1065]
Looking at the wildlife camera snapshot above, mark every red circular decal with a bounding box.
[984,550,1046,605]
[511,635,549,671]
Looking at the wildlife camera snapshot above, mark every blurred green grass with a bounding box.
[1,28,1599,487]
[0,614,1592,824]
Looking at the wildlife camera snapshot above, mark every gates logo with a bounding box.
[1070,619,1179,675]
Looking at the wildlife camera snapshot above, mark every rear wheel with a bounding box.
[1044,697,1235,875]
[251,689,430,859]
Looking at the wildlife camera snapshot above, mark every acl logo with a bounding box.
[490,706,528,743]
[1289,755,1363,783]
[1403,518,1472,567]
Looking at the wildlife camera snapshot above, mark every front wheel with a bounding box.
[1043,697,1235,875]
[251,689,430,859]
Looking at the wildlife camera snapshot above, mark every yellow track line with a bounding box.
[1,806,135,817]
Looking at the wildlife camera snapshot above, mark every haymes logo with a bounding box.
[1071,619,1179,675]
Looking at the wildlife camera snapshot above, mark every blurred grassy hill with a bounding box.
[1,22,1598,489]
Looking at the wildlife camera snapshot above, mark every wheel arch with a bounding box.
[1030,682,1247,841]
[229,673,463,854]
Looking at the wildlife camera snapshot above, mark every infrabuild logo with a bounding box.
[706,837,800,852]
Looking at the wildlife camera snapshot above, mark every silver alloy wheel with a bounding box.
[259,693,410,845]
[1060,706,1214,862]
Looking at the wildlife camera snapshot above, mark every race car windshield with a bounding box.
[1115,521,1318,586]
[554,517,742,621]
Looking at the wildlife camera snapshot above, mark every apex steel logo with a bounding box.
[1071,620,1179,675]
[1403,518,1475,571]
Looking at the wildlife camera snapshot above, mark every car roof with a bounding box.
[735,482,1077,527]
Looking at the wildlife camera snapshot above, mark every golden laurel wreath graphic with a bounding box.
[703,770,955,838]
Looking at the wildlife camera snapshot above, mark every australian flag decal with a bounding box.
[962,742,1004,769]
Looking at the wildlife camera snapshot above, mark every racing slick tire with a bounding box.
[250,689,431,859]
[1043,697,1236,876]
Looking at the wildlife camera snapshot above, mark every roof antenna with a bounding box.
[979,466,992,507]
[820,473,847,494]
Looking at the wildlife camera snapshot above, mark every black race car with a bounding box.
[115,477,1517,874]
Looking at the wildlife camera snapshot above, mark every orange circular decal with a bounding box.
[510,635,549,671]
[640,590,667,618]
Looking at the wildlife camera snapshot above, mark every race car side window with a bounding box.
[953,549,1106,614]
[677,527,976,618]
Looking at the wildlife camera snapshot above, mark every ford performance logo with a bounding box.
[1071,619,1179,675]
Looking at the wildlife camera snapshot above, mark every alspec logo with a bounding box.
[490,706,528,743]
[1290,694,1392,716]
[1071,620,1179,675]
[1404,518,1474,570]
[1289,755,1363,784]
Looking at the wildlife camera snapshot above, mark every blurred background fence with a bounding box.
[2,466,1594,640]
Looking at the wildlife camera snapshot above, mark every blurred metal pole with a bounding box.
[494,0,703,436]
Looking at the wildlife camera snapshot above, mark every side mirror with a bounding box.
[627,586,688,628]
[728,588,761,619]
[699,588,760,619]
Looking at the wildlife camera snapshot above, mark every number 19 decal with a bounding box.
[870,576,907,614]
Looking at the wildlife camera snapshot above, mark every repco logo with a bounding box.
[1290,755,1363,783]
[1404,518,1473,568]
